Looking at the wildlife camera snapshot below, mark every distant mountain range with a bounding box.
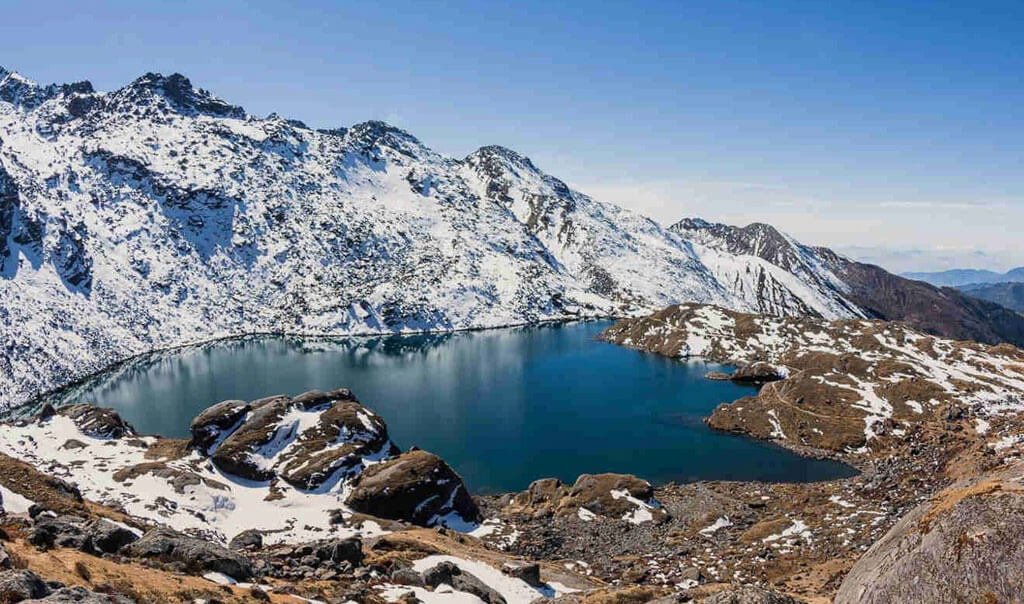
[959,282,1024,313]
[3,67,1024,409]
[904,267,1024,287]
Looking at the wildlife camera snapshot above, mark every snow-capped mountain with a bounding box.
[672,218,1024,348]
[0,67,989,410]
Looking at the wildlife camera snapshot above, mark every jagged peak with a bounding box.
[113,71,245,119]
[0,68,94,110]
[345,120,423,154]
[673,218,785,241]
[465,145,539,173]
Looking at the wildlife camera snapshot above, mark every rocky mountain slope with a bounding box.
[673,219,1024,347]
[959,281,1024,313]
[0,66,949,412]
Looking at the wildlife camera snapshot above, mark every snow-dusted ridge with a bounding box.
[0,68,867,410]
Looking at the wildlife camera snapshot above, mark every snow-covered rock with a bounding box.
[0,68,866,410]
[0,390,478,545]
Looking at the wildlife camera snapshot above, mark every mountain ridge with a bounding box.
[2,68,1022,410]
[904,266,1024,287]
[672,218,1024,346]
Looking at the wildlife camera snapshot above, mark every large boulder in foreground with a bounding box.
[346,450,481,526]
[0,569,49,602]
[124,527,253,580]
[835,462,1024,603]
[206,389,397,488]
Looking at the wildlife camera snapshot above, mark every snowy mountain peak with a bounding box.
[109,71,245,119]
[0,68,93,110]
[345,120,424,157]
[3,67,1022,411]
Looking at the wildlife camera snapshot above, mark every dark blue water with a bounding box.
[46,322,854,492]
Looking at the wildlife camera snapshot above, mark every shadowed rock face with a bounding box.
[836,462,1024,603]
[346,450,482,525]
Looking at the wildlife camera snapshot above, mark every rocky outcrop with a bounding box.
[124,527,253,580]
[23,587,134,603]
[0,569,49,602]
[835,463,1024,603]
[728,362,784,385]
[346,450,481,526]
[54,405,135,439]
[27,514,138,555]
[422,561,506,604]
[506,473,668,524]
[206,389,397,488]
[697,586,800,604]
[188,399,249,452]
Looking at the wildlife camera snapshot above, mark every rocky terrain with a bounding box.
[4,67,1024,412]
[598,303,1024,601]
[3,306,1024,603]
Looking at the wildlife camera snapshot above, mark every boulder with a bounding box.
[276,396,396,490]
[565,473,668,523]
[27,516,136,555]
[0,570,50,602]
[346,450,481,526]
[835,463,1024,603]
[228,529,263,551]
[422,561,506,604]
[0,545,10,571]
[84,519,138,554]
[697,586,799,603]
[390,567,424,586]
[209,396,292,481]
[315,537,363,566]
[124,527,252,580]
[28,515,88,551]
[54,405,135,439]
[22,587,134,603]
[502,561,542,588]
[189,399,249,452]
[208,389,395,488]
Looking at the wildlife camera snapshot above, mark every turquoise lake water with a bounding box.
[45,321,855,492]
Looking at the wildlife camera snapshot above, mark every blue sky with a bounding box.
[3,0,1022,271]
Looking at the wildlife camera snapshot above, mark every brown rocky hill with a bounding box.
[602,303,1024,455]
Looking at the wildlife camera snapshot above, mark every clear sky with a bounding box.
[3,0,1022,272]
